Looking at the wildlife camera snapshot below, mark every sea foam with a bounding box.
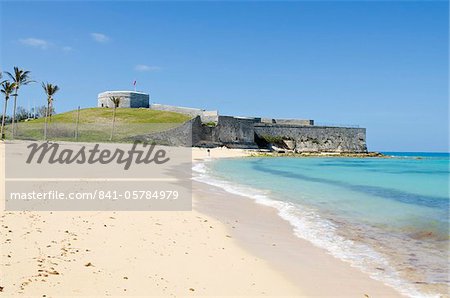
[192,161,438,298]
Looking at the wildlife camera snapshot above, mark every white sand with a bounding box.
[192,146,252,160]
[0,210,302,296]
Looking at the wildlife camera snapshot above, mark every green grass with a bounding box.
[6,108,192,143]
[30,108,191,124]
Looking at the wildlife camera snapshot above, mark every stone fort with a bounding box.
[98,91,149,108]
[97,90,367,153]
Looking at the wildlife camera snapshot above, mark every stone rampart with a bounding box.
[261,118,314,126]
[254,124,367,153]
[150,104,218,123]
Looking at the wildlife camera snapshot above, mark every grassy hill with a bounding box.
[7,108,192,142]
[30,108,191,124]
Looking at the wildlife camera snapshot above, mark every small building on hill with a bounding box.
[98,91,149,108]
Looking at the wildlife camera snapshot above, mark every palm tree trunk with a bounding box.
[1,99,8,139]
[110,107,116,141]
[44,101,49,141]
[49,100,53,122]
[11,92,17,139]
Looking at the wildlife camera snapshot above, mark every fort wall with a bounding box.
[254,123,367,153]
[150,104,218,123]
[124,116,368,153]
[261,118,314,126]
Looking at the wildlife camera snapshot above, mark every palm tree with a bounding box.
[109,96,121,141]
[6,67,33,138]
[0,81,16,139]
[41,82,59,140]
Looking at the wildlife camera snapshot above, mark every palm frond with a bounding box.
[42,82,60,98]
[5,71,14,82]
[1,81,16,99]
[7,67,34,87]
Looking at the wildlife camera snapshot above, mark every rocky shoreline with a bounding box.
[249,151,387,158]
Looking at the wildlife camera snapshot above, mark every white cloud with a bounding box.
[19,38,49,49]
[91,32,110,43]
[62,46,73,52]
[134,64,162,72]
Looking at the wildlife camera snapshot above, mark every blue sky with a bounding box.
[1,1,448,152]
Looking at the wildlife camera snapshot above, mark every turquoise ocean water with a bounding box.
[193,153,449,297]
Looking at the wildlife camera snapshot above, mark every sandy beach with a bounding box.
[0,144,403,297]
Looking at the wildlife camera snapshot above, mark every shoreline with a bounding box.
[192,148,404,297]
[250,151,387,158]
